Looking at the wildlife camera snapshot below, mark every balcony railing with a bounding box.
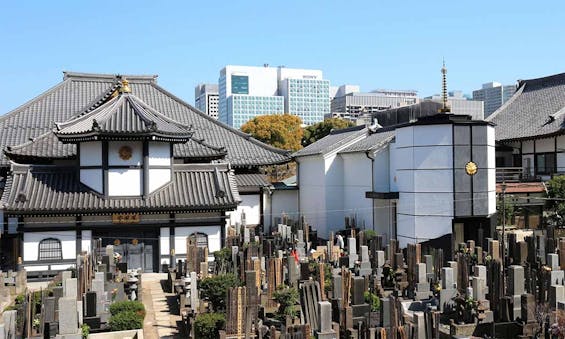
[496,167,531,183]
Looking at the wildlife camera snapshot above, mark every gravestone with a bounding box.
[348,238,358,268]
[549,285,565,309]
[58,297,78,335]
[549,253,560,270]
[2,310,16,339]
[551,270,565,285]
[91,279,105,316]
[472,277,486,301]
[85,292,97,317]
[44,297,56,323]
[521,293,535,323]
[64,278,78,298]
[190,271,199,312]
[508,265,525,296]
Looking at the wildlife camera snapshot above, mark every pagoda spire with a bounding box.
[440,59,451,113]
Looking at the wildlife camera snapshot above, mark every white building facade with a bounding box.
[294,114,496,250]
[218,65,330,128]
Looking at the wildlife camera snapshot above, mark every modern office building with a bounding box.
[194,84,219,119]
[472,82,517,117]
[424,91,484,120]
[331,86,419,116]
[218,65,330,128]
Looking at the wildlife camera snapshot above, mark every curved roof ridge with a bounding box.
[329,124,366,135]
[149,82,291,155]
[485,84,524,122]
[63,71,158,82]
[518,72,565,89]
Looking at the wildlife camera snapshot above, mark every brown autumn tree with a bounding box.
[241,114,303,151]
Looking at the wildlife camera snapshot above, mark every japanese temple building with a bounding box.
[0,72,290,275]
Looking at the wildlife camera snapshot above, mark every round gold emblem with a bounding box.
[118,145,132,160]
[465,161,478,176]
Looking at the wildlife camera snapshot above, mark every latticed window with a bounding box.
[189,233,208,248]
[39,238,63,261]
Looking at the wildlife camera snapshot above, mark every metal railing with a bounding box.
[496,167,528,183]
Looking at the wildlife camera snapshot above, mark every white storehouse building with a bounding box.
[294,112,496,250]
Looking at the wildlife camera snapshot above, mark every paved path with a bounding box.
[141,273,181,339]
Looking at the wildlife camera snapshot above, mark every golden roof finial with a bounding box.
[440,59,450,113]
[119,77,131,93]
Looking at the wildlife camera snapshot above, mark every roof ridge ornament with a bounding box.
[119,78,132,94]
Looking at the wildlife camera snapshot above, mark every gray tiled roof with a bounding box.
[0,72,290,167]
[4,130,226,161]
[235,173,271,188]
[0,163,240,214]
[292,125,367,157]
[338,130,395,153]
[55,93,193,142]
[486,72,565,141]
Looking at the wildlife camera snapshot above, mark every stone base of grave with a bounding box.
[316,331,338,339]
[55,334,82,339]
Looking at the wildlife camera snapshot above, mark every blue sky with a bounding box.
[1,1,564,114]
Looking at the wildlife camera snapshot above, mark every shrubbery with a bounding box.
[109,300,146,318]
[194,313,225,339]
[109,311,144,331]
[108,300,145,331]
[199,273,239,312]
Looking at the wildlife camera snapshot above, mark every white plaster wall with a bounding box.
[174,226,221,255]
[487,125,497,215]
[227,194,260,226]
[148,169,171,193]
[522,140,534,154]
[23,231,76,262]
[160,227,170,258]
[108,169,141,196]
[536,138,555,153]
[298,156,326,235]
[389,142,399,192]
[80,142,102,166]
[81,230,92,253]
[373,200,394,241]
[413,216,453,244]
[80,169,103,193]
[373,147,390,193]
[148,142,171,166]
[108,141,142,166]
[271,190,299,225]
[341,153,373,229]
[395,124,454,247]
[325,154,344,234]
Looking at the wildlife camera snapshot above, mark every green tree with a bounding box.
[302,118,355,147]
[546,175,565,226]
[199,273,239,312]
[496,196,514,226]
[241,114,303,151]
[213,247,232,275]
[194,313,226,339]
[272,284,299,320]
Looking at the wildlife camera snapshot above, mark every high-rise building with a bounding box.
[472,82,517,117]
[331,85,419,117]
[194,84,219,119]
[218,65,330,129]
